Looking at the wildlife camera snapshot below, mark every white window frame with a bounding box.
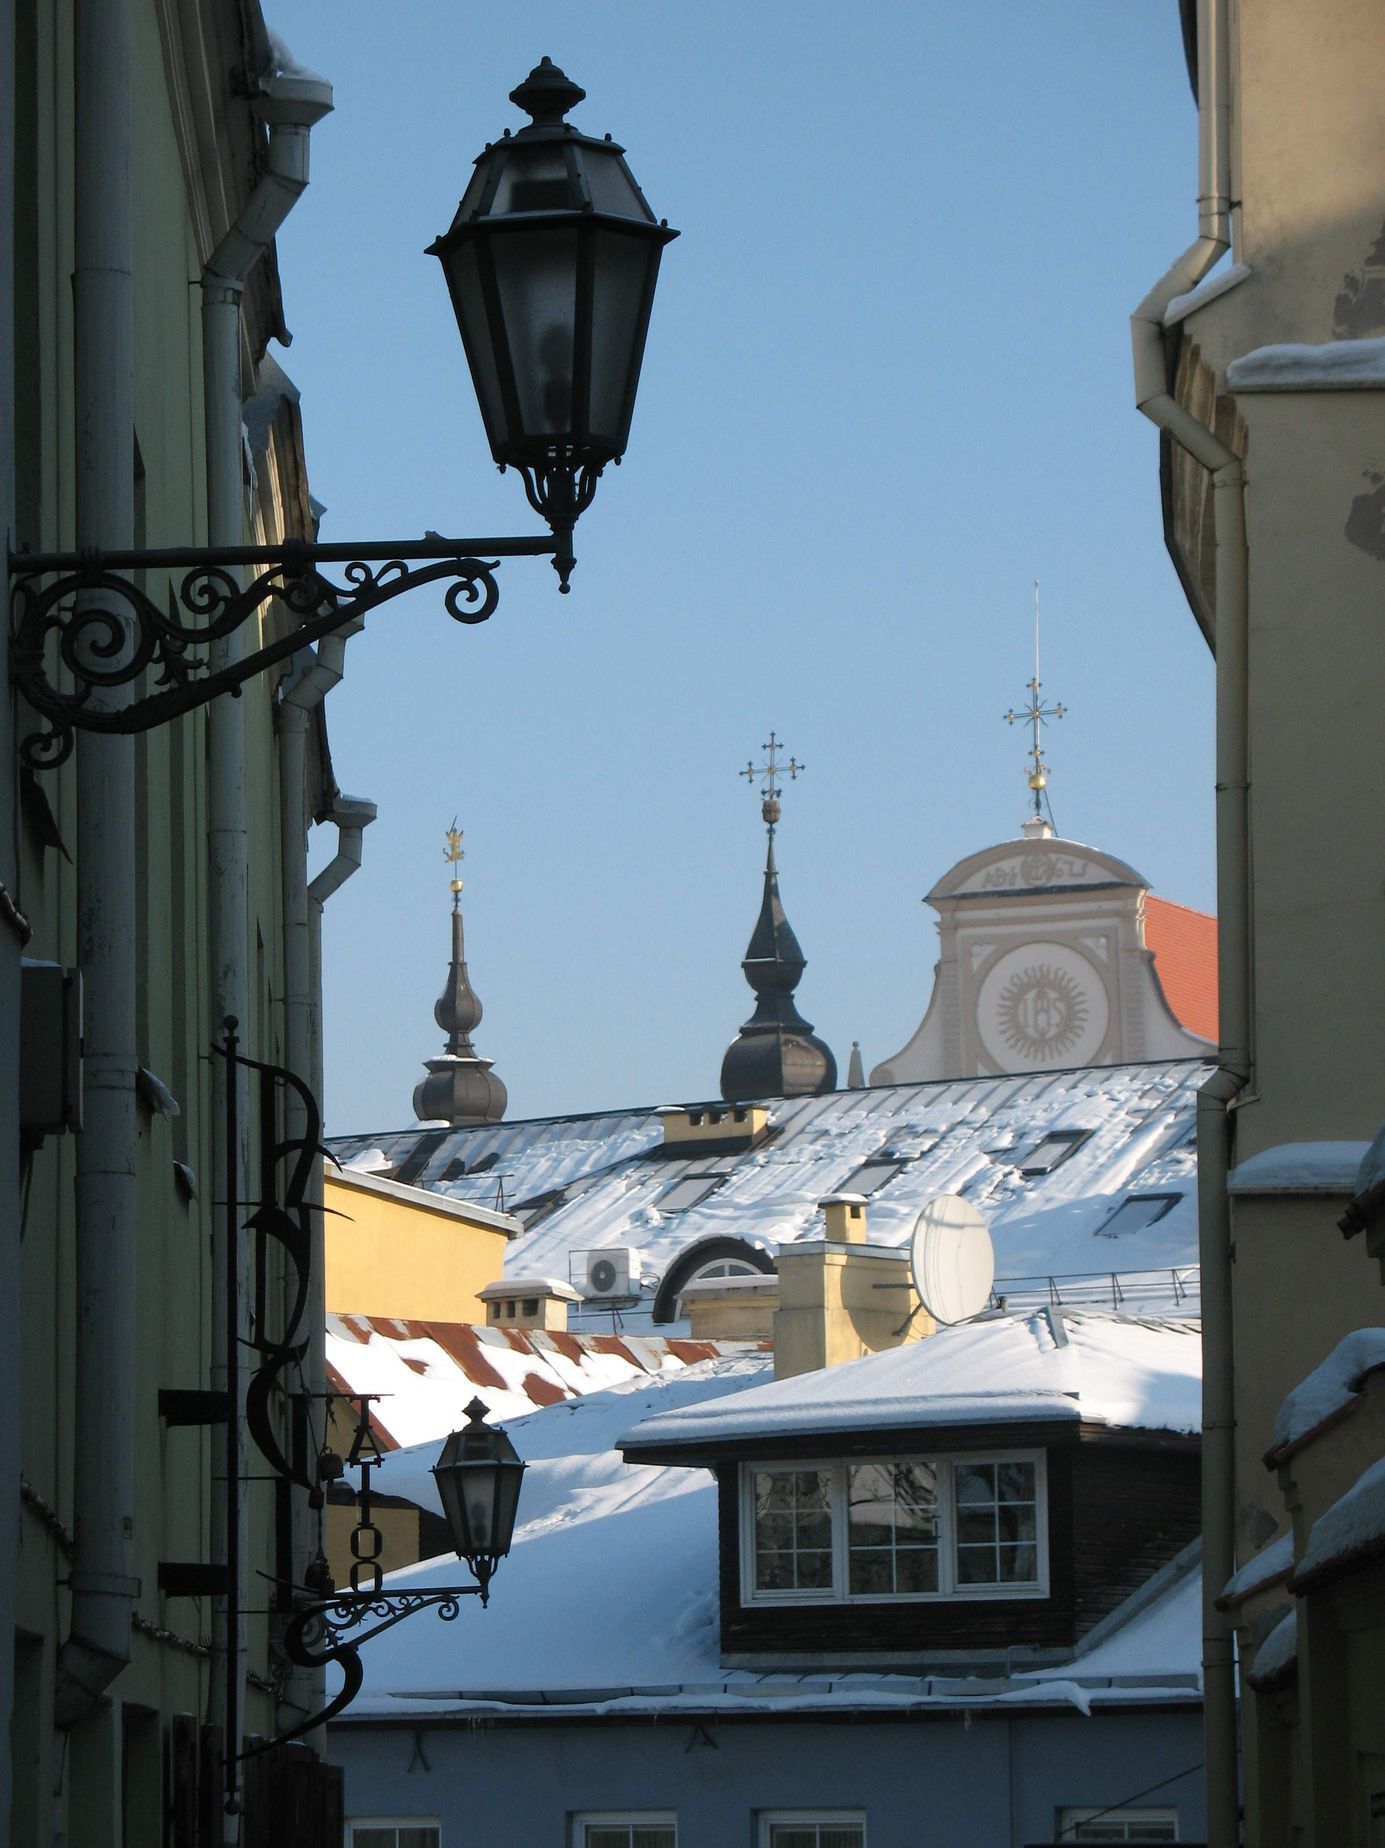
[1057,1806,1179,1841]
[346,1823,443,1848]
[758,1811,867,1847]
[572,1811,678,1847]
[740,1450,1048,1606]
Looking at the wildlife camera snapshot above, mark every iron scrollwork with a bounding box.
[9,532,556,770]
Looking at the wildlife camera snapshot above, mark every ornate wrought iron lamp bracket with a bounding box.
[8,530,560,772]
[240,1581,485,1755]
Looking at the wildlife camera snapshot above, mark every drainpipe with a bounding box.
[1129,2,1248,1843]
[53,0,141,1728]
[276,624,363,1737]
[0,0,18,1806]
[201,37,331,1812]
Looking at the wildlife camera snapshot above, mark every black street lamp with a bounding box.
[430,57,678,589]
[8,58,677,769]
[432,1397,527,1600]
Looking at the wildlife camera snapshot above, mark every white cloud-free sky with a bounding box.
[267,1,1217,1133]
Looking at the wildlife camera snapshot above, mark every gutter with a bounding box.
[200,34,332,1817]
[1128,3,1249,1842]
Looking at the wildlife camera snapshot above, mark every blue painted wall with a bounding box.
[330,1705,1205,1845]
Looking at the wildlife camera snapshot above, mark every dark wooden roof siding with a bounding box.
[713,1428,1200,1662]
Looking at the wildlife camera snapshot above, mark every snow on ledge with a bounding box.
[1296,1455,1385,1587]
[1219,1529,1293,1606]
[1227,336,1385,392]
[1227,1141,1369,1196]
[1164,262,1251,326]
[1272,1328,1385,1454]
[1246,1608,1297,1689]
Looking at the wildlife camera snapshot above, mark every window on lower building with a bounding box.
[743,1451,1046,1604]
[759,1814,866,1848]
[348,1824,441,1848]
[575,1814,677,1847]
[1057,1807,1179,1841]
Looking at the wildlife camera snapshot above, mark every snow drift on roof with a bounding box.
[1296,1454,1385,1588]
[1219,1529,1293,1606]
[619,1309,1202,1453]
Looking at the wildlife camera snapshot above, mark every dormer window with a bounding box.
[741,1451,1046,1605]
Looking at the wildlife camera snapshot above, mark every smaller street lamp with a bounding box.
[265,1397,528,1749]
[429,56,679,589]
[432,1396,527,1602]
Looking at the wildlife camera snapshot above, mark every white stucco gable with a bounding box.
[873,832,1213,1084]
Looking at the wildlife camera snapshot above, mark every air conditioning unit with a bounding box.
[585,1247,641,1299]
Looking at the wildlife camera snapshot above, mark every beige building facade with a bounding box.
[1135,2,1385,1841]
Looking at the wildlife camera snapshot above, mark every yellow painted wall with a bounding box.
[324,1170,515,1321]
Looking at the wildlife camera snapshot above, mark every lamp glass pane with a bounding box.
[459,1468,500,1553]
[582,148,651,219]
[491,143,577,216]
[489,226,581,439]
[442,241,510,454]
[587,227,658,451]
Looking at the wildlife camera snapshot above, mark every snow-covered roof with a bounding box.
[1245,1608,1297,1691]
[339,1356,1202,1722]
[329,1060,1209,1316]
[619,1309,1202,1456]
[1269,1328,1385,1460]
[326,1313,760,1447]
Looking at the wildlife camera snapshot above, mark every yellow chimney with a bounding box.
[772,1195,934,1380]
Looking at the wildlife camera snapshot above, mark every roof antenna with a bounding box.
[1003,580,1066,840]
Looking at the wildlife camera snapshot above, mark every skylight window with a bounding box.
[841,1156,904,1196]
[657,1174,723,1213]
[1019,1130,1092,1177]
[1095,1193,1183,1238]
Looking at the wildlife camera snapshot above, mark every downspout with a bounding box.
[275,624,363,1737]
[54,0,140,1727]
[201,37,331,1812]
[307,794,376,1107]
[0,0,21,1812]
[1129,2,1248,1843]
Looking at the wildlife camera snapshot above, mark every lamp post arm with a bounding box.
[240,1584,484,1759]
[9,533,559,771]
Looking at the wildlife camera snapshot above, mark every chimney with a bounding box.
[772,1195,933,1380]
[477,1276,581,1332]
[658,1102,769,1153]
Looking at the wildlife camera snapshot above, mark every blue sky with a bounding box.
[267,1,1216,1134]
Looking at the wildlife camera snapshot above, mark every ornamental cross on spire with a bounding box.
[444,818,465,908]
[1003,581,1066,825]
[740,731,803,835]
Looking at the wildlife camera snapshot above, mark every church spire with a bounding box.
[413,821,508,1126]
[1003,580,1066,840]
[719,736,837,1103]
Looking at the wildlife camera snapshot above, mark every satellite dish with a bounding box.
[909,1194,995,1326]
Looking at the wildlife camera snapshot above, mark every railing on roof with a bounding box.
[992,1264,1200,1316]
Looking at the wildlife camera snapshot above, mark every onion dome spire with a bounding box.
[413,822,508,1126]
[720,736,836,1103]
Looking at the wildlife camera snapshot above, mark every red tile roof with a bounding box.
[1145,895,1219,1043]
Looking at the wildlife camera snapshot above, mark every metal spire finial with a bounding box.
[739,731,804,836]
[1002,581,1065,832]
[444,818,465,910]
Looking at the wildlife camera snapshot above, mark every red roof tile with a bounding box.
[1145,895,1219,1043]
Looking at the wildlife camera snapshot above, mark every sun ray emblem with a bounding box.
[996,962,1087,1062]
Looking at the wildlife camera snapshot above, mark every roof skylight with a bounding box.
[1095,1193,1183,1238]
[1019,1130,1092,1177]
